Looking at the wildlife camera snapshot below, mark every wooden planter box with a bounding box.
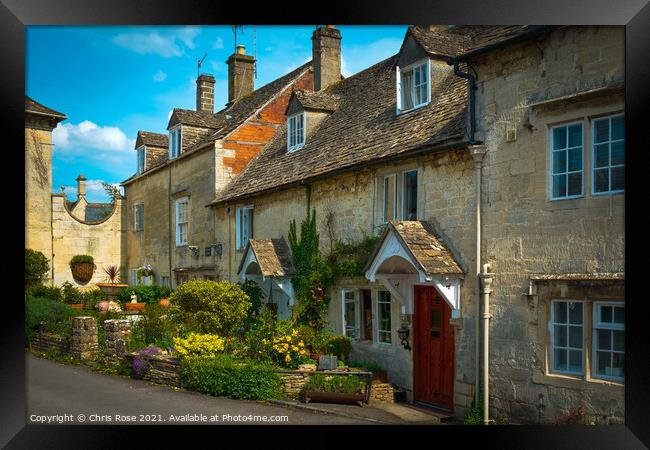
[125,302,146,312]
[69,303,84,311]
[303,390,366,407]
[70,262,95,283]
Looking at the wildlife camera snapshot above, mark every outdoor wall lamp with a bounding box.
[397,324,411,350]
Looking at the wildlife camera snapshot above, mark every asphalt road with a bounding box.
[26,354,372,426]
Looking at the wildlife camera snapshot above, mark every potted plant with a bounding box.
[136,265,154,285]
[95,264,129,303]
[302,373,370,406]
[61,281,84,311]
[69,255,95,284]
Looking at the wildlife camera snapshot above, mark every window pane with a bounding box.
[568,147,582,172]
[401,70,414,110]
[596,351,609,375]
[403,170,417,220]
[613,330,624,352]
[553,150,566,174]
[568,125,582,147]
[554,348,567,371]
[597,329,611,350]
[601,306,612,323]
[594,144,609,168]
[610,141,624,166]
[568,173,582,196]
[594,119,609,143]
[553,127,566,150]
[611,116,624,140]
[568,350,582,372]
[554,302,567,323]
[553,174,566,198]
[569,326,582,348]
[614,307,625,324]
[384,177,395,221]
[610,167,624,191]
[568,302,582,324]
[554,325,567,347]
[594,168,609,193]
[612,353,624,374]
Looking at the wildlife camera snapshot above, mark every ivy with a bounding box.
[327,235,380,279]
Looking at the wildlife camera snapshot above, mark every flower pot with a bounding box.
[69,303,84,311]
[96,282,129,300]
[70,262,95,283]
[158,298,170,308]
[125,302,146,312]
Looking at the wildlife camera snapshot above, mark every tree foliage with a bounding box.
[25,249,50,289]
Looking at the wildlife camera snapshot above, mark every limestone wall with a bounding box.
[51,194,126,287]
[471,26,625,423]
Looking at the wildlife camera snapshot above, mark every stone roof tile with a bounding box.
[25,96,67,119]
[392,221,464,275]
[239,238,294,277]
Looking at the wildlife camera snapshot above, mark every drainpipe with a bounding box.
[478,263,494,425]
[469,144,487,408]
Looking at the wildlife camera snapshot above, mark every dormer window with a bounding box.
[287,112,305,152]
[136,145,146,174]
[169,125,182,159]
[396,59,431,114]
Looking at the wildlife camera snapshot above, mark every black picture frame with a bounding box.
[3,0,649,447]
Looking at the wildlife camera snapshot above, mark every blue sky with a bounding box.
[26,25,408,202]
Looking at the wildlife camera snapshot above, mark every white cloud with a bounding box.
[213,36,224,49]
[53,120,135,153]
[112,27,201,58]
[153,70,167,82]
[62,179,124,203]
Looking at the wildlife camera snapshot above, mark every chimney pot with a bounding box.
[196,73,216,113]
[226,48,255,105]
[76,174,86,200]
[236,44,246,55]
[312,26,342,91]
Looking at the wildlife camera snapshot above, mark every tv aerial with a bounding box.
[197,53,207,77]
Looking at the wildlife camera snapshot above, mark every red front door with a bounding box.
[413,285,454,410]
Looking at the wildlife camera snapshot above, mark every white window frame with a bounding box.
[376,290,392,345]
[591,113,625,196]
[549,300,584,376]
[169,124,182,160]
[592,301,625,382]
[160,276,170,288]
[235,205,254,250]
[175,197,189,247]
[396,58,431,115]
[549,121,584,201]
[382,174,397,224]
[342,289,360,339]
[401,168,418,220]
[133,202,144,232]
[136,145,146,174]
[287,112,306,152]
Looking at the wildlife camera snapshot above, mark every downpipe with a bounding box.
[479,263,495,425]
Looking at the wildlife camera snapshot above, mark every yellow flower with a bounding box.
[292,329,298,337]
[291,346,299,352]
[298,341,304,347]
[300,349,307,355]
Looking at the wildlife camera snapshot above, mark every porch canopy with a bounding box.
[364,221,465,318]
[237,237,295,306]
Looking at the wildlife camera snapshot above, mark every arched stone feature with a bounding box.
[365,221,465,317]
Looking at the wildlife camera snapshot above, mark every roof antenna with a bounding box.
[197,53,207,78]
[232,25,244,52]
[253,26,257,79]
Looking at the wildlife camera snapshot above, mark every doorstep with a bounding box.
[368,400,444,425]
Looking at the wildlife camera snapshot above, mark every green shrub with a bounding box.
[180,354,283,400]
[305,373,365,394]
[311,329,335,354]
[128,304,179,351]
[328,235,380,279]
[117,285,172,305]
[81,288,107,310]
[61,281,83,304]
[69,255,94,265]
[25,249,50,289]
[326,335,352,362]
[27,284,63,302]
[238,279,264,318]
[25,296,76,343]
[170,280,251,336]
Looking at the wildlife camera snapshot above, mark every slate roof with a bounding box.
[212,53,468,205]
[366,221,464,276]
[25,96,67,119]
[169,109,226,129]
[84,204,114,222]
[292,89,340,112]
[136,131,168,148]
[408,25,546,60]
[238,238,294,277]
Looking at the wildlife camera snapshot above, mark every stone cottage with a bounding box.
[206,25,624,423]
[25,97,126,287]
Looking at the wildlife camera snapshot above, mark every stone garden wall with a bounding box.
[31,332,69,355]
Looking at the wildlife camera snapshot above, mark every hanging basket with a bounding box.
[70,262,95,283]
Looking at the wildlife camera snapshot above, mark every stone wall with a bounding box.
[469,26,625,423]
[125,353,186,388]
[31,331,69,356]
[71,316,99,361]
[104,319,131,363]
[51,194,126,287]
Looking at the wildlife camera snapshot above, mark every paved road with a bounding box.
[26,355,372,425]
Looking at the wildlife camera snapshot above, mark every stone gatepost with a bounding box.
[71,316,98,361]
[104,319,131,362]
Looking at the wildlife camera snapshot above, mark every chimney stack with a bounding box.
[226,45,255,105]
[312,25,342,91]
[76,174,86,201]
[196,73,215,113]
